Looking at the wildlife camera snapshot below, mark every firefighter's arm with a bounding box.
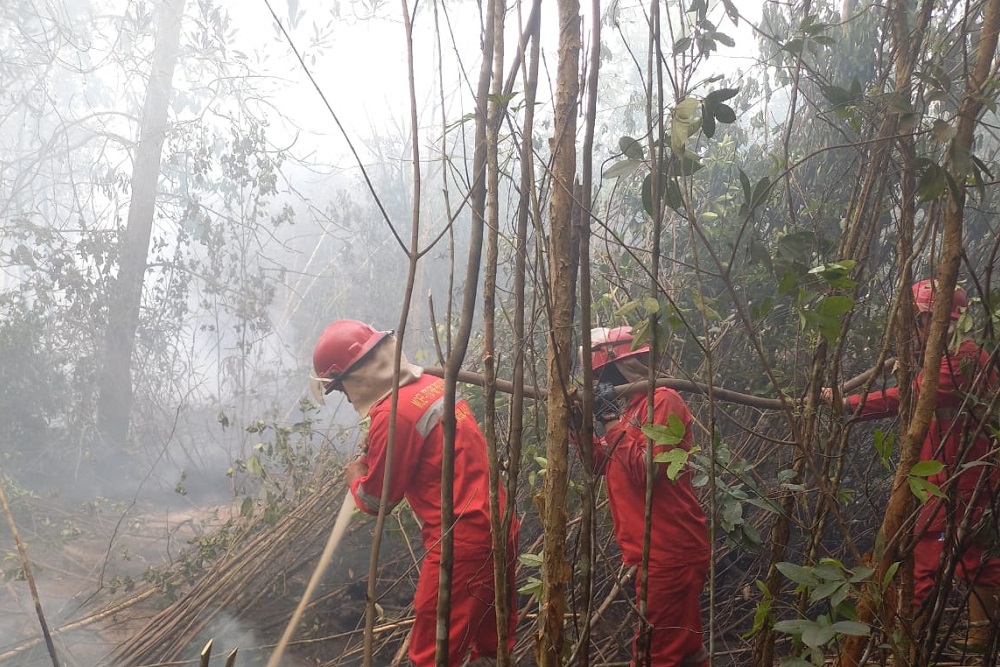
[347,413,409,515]
[344,455,369,489]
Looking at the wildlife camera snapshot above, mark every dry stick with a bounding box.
[265,492,356,667]
[0,586,158,664]
[0,477,62,667]
[198,640,212,667]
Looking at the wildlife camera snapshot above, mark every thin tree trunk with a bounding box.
[358,2,426,665]
[483,0,509,661]
[503,6,541,662]
[573,0,601,662]
[538,1,580,664]
[96,0,185,450]
[436,0,497,662]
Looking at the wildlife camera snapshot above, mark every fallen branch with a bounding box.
[0,474,62,667]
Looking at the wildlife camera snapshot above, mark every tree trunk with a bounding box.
[436,0,497,662]
[483,0,508,662]
[537,1,579,665]
[96,0,185,450]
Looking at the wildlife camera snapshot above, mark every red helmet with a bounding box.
[911,279,967,319]
[312,320,390,393]
[590,326,649,372]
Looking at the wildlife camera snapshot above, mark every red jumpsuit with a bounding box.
[349,375,519,666]
[846,339,1000,605]
[596,388,710,667]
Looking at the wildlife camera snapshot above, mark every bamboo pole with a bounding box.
[0,474,62,667]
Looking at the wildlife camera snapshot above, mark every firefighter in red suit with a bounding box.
[311,320,518,667]
[822,280,1000,646]
[586,326,710,667]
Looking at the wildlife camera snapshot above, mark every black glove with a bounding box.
[594,382,621,422]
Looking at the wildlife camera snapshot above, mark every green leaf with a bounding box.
[739,169,752,203]
[751,176,772,208]
[693,291,722,322]
[517,576,543,597]
[671,98,700,152]
[673,36,692,53]
[702,106,717,138]
[653,447,696,481]
[812,563,845,581]
[916,163,947,202]
[603,159,642,180]
[908,476,946,503]
[778,272,798,295]
[748,239,774,276]
[714,103,737,123]
[808,260,857,288]
[673,149,704,175]
[715,32,735,47]
[882,561,901,590]
[705,87,740,105]
[518,552,544,567]
[874,428,895,470]
[665,178,685,213]
[819,85,854,107]
[745,598,772,638]
[849,565,875,583]
[931,119,957,143]
[773,619,814,635]
[641,173,654,217]
[776,562,819,587]
[830,621,870,637]
[782,38,803,54]
[910,460,945,477]
[810,580,845,603]
[619,136,644,160]
[801,623,835,648]
[816,295,855,319]
[247,454,264,477]
[642,413,686,445]
[721,0,739,23]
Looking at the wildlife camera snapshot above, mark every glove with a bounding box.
[594,382,621,422]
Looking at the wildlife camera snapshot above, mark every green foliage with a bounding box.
[907,460,946,503]
[873,429,895,470]
[227,400,325,525]
[691,436,780,550]
[643,414,696,481]
[772,559,873,665]
[517,551,544,601]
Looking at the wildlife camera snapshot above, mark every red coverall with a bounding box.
[845,339,1000,606]
[596,387,710,667]
[349,375,519,666]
